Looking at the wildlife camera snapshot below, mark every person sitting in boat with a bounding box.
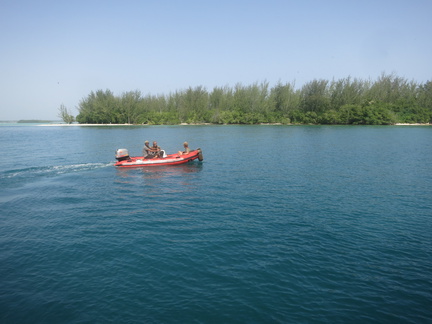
[143,140,152,158]
[151,141,166,158]
[178,142,190,156]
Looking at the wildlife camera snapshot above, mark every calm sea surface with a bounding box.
[0,125,431,323]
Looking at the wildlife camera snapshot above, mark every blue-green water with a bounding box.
[1,125,431,323]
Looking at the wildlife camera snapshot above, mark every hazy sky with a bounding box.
[1,0,431,120]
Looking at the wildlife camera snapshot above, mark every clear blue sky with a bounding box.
[1,0,431,120]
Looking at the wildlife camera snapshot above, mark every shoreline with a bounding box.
[37,123,138,126]
[34,122,432,127]
[393,123,431,126]
[37,123,215,126]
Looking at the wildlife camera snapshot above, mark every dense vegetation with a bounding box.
[73,74,432,125]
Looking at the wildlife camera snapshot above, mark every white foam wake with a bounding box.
[1,162,113,179]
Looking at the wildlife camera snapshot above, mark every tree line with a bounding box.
[66,73,432,125]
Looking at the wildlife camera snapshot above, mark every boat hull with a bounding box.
[114,149,203,167]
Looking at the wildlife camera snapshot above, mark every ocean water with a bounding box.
[0,125,431,323]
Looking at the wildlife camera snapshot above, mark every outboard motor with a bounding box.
[115,148,130,161]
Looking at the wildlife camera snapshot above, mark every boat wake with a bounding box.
[1,162,113,180]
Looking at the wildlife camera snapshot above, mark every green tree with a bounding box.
[183,86,209,123]
[120,90,142,124]
[300,79,330,113]
[330,77,368,109]
[418,81,432,112]
[76,89,118,123]
[365,73,416,105]
[270,81,300,114]
[57,104,75,124]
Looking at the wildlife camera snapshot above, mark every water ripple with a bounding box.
[1,126,432,323]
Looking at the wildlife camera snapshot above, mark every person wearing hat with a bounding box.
[143,140,152,159]
[178,142,190,156]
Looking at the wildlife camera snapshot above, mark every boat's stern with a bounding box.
[115,148,130,161]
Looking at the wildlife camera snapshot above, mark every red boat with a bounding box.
[114,148,203,167]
